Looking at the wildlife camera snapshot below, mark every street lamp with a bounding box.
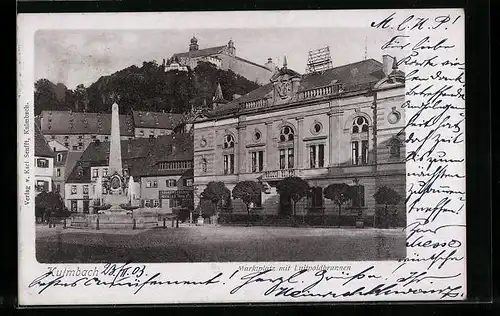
[353,177,364,228]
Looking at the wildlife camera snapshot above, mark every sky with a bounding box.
[35,27,405,90]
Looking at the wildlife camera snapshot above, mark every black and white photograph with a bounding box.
[18,10,466,305]
[33,26,407,263]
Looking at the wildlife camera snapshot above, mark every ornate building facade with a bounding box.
[193,55,406,225]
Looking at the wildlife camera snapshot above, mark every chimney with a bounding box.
[382,54,394,77]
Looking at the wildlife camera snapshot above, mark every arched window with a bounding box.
[277,125,295,169]
[279,125,294,142]
[201,157,207,172]
[389,138,401,158]
[351,116,369,165]
[223,135,235,148]
[222,135,235,174]
[352,116,369,133]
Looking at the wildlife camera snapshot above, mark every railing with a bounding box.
[300,84,342,99]
[243,98,270,110]
[262,169,299,179]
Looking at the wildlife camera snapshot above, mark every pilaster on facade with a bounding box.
[237,125,246,174]
[295,116,304,169]
[327,110,343,167]
[265,121,274,171]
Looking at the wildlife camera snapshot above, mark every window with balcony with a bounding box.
[251,151,264,172]
[309,144,325,168]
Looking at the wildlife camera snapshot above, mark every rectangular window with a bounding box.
[78,135,83,139]
[309,146,316,168]
[145,200,151,207]
[224,154,235,174]
[251,152,257,172]
[309,187,324,208]
[361,140,369,165]
[169,199,181,208]
[55,183,60,192]
[64,142,69,148]
[186,179,193,186]
[83,185,89,195]
[287,148,294,169]
[103,168,108,176]
[92,135,96,139]
[56,168,61,177]
[71,185,77,195]
[318,144,325,167]
[92,169,98,178]
[230,154,234,174]
[153,180,158,188]
[146,181,151,188]
[279,149,286,169]
[36,158,49,168]
[153,199,160,207]
[166,179,177,187]
[258,151,264,171]
[352,141,359,165]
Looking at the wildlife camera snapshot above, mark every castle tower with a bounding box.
[189,36,199,51]
[227,39,235,56]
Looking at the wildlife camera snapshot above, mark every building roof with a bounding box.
[64,151,83,181]
[40,111,135,136]
[66,134,193,182]
[136,133,194,177]
[131,111,184,129]
[34,122,55,158]
[206,59,399,118]
[172,46,226,59]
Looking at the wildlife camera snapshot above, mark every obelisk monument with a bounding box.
[104,101,128,211]
[109,102,123,177]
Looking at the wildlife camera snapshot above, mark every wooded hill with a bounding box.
[34,61,261,115]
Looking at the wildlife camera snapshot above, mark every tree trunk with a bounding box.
[338,204,342,227]
[246,203,250,227]
[384,204,388,229]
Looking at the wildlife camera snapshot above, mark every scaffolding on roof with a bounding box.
[306,46,333,73]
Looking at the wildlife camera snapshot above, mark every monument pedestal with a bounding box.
[104,194,129,212]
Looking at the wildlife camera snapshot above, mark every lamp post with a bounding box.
[353,177,364,228]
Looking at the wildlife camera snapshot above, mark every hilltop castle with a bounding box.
[167,37,277,84]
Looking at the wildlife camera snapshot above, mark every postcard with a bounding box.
[17,9,466,305]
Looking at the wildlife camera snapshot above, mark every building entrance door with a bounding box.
[279,194,292,216]
[83,200,89,214]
